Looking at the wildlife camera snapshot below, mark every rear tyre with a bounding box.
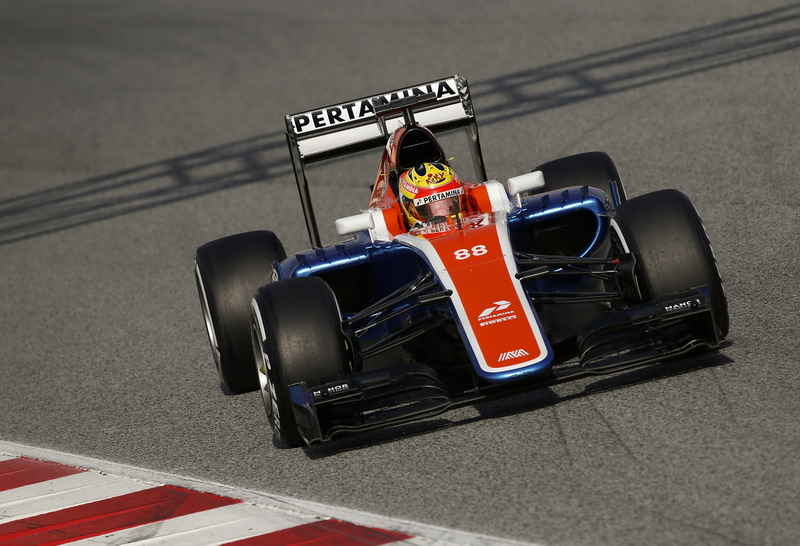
[611,189,729,336]
[534,151,627,207]
[195,231,286,394]
[251,276,350,447]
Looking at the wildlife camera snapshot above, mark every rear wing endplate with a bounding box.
[285,74,487,248]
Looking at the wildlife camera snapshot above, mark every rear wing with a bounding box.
[285,74,487,248]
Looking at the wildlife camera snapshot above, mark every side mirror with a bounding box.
[334,212,375,236]
[507,170,545,197]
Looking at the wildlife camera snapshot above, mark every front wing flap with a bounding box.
[288,363,455,445]
[576,286,724,373]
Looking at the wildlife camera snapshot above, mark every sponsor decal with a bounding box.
[663,298,701,313]
[413,187,464,206]
[311,381,351,399]
[290,79,458,134]
[400,176,418,197]
[478,300,517,327]
[410,221,455,235]
[479,300,510,317]
[498,349,530,362]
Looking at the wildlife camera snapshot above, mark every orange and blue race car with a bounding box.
[194,75,729,447]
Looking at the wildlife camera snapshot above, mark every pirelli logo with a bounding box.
[288,78,459,135]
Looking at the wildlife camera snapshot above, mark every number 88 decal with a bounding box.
[454,245,488,260]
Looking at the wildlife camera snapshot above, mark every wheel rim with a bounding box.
[195,262,221,371]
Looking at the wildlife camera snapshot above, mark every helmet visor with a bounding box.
[411,187,465,223]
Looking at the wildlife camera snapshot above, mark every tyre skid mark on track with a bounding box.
[549,403,577,472]
[587,399,641,464]
[547,392,750,545]
[708,366,740,428]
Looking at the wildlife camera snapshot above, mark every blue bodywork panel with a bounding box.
[275,186,611,383]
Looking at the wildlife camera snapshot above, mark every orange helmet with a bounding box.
[399,162,466,227]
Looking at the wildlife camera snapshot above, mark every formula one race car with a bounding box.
[195,75,729,447]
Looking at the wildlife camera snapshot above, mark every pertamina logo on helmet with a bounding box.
[414,187,464,206]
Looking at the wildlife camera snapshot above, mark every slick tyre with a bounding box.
[251,276,350,448]
[195,230,286,394]
[534,151,627,207]
[612,189,729,336]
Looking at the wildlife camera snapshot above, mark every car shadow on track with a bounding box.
[2,4,799,246]
[302,352,734,459]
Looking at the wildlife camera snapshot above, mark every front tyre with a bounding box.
[251,276,350,447]
[611,189,729,336]
[195,230,286,394]
[534,151,627,207]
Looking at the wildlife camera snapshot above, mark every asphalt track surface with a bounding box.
[1,1,798,544]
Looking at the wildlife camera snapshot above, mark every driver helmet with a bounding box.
[399,162,466,228]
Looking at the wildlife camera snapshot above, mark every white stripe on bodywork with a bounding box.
[396,211,550,375]
[369,207,393,242]
[609,218,630,253]
[481,179,513,213]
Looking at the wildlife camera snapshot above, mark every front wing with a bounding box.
[288,286,725,445]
